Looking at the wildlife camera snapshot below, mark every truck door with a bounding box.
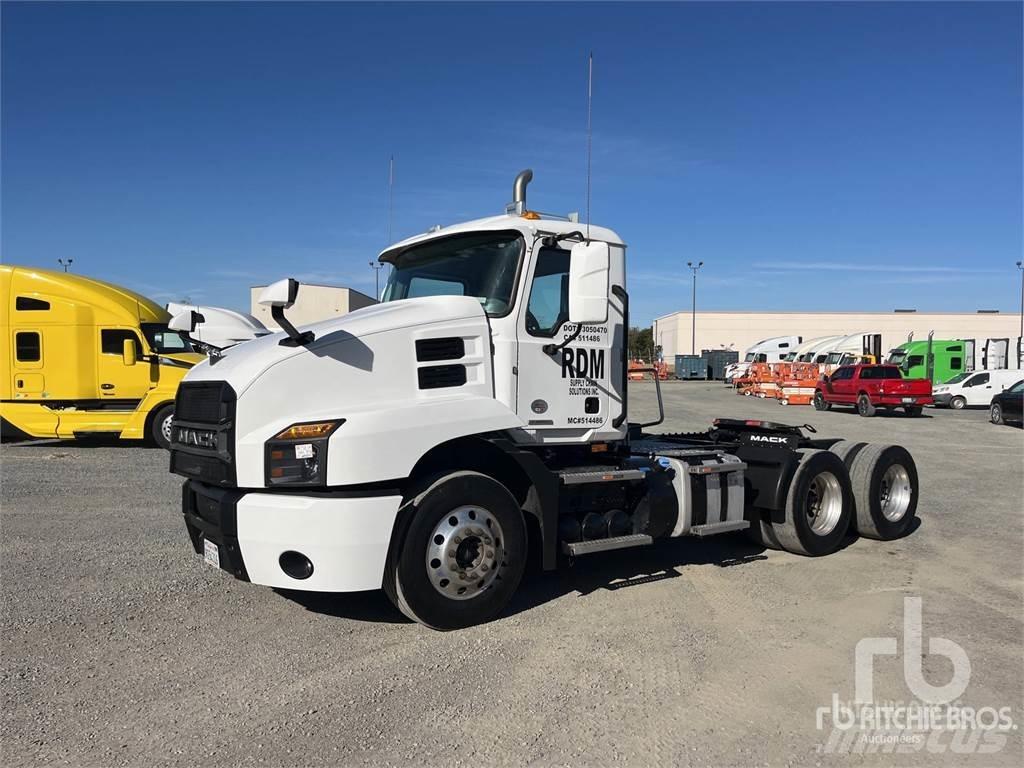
[11,329,45,397]
[515,243,616,440]
[983,338,1009,370]
[962,372,991,406]
[96,328,152,401]
[827,366,855,402]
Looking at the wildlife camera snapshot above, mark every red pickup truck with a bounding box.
[813,364,933,417]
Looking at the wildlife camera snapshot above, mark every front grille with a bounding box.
[171,450,236,487]
[175,381,234,424]
[171,381,237,487]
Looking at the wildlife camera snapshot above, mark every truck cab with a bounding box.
[0,265,202,447]
[724,336,802,382]
[170,171,922,629]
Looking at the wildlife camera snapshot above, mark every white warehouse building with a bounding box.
[250,283,376,330]
[652,310,1023,369]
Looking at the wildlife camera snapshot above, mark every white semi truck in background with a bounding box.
[168,171,921,629]
[723,336,802,382]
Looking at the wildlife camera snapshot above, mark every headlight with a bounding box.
[265,420,344,486]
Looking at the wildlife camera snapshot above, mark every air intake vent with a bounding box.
[418,364,467,390]
[977,309,1000,314]
[894,309,917,313]
[416,337,465,362]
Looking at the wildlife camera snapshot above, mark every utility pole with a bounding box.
[687,261,704,355]
[1017,261,1023,341]
[369,261,384,301]
[57,258,73,273]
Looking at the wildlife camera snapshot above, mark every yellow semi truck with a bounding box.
[1,265,203,448]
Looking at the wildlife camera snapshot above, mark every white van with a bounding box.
[725,335,802,382]
[932,369,1023,409]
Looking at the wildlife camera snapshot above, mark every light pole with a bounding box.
[686,261,703,355]
[369,261,384,301]
[1017,261,1023,341]
[58,258,73,273]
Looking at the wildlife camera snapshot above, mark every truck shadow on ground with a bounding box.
[280,527,919,626]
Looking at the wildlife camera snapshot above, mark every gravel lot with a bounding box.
[2,381,1022,767]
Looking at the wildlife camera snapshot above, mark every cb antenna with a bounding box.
[585,51,593,241]
[387,155,395,245]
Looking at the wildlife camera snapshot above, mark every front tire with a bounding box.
[384,472,526,630]
[149,404,175,449]
[813,391,831,411]
[950,396,966,410]
[857,395,876,417]
[990,403,1004,425]
[773,449,853,556]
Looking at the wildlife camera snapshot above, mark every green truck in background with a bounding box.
[886,337,973,384]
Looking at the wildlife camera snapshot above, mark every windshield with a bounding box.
[381,232,523,316]
[943,372,972,385]
[826,351,844,365]
[744,352,755,362]
[887,350,907,363]
[141,323,194,354]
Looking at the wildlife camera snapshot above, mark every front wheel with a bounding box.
[813,391,830,411]
[990,403,1004,425]
[950,396,966,410]
[857,395,876,417]
[384,471,526,630]
[149,404,175,449]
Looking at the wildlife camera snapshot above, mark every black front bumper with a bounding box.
[181,480,249,581]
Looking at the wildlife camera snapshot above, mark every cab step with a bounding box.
[689,520,751,537]
[562,534,653,556]
[558,468,646,485]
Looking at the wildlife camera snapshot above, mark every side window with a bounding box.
[832,367,851,380]
[973,373,989,386]
[101,329,142,356]
[907,355,924,367]
[15,331,41,362]
[16,297,50,311]
[950,357,962,370]
[525,247,570,337]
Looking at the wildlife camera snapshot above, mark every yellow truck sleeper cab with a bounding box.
[0,265,203,447]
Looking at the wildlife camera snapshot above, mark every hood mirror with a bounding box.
[260,278,313,346]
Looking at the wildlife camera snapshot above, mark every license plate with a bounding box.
[902,397,915,404]
[203,539,220,568]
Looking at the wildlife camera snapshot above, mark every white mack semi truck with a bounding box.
[169,171,921,630]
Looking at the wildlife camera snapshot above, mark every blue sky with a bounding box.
[2,1,1021,326]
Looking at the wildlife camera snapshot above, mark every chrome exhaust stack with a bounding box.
[506,169,533,215]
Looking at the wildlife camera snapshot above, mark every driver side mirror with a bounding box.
[122,338,137,367]
[821,374,830,383]
[568,241,610,325]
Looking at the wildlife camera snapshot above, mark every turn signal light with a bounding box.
[521,210,541,220]
[274,421,342,440]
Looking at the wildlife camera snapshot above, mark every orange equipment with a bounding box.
[776,362,821,406]
[628,359,668,381]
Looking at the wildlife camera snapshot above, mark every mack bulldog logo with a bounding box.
[560,348,605,379]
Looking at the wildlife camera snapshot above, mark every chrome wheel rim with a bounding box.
[161,414,174,443]
[426,505,505,601]
[951,397,965,410]
[879,464,912,522]
[991,405,1001,422]
[806,471,843,535]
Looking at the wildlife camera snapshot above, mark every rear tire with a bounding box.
[149,404,175,449]
[773,449,853,557]
[813,391,831,411]
[857,395,876,417]
[950,396,966,410]
[383,471,526,630]
[990,403,1004,425]
[845,444,918,540]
